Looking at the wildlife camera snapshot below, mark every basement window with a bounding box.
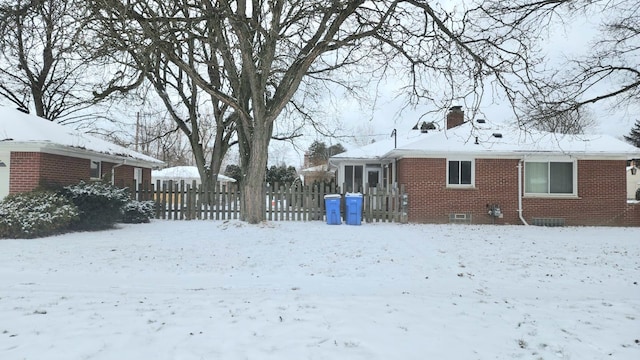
[90,160,102,179]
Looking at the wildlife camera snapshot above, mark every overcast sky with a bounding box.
[1,2,636,168]
[274,6,639,168]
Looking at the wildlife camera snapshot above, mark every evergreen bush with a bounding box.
[62,181,130,230]
[0,191,79,238]
[636,187,640,201]
[122,200,155,223]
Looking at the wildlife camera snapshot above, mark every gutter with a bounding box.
[517,159,529,225]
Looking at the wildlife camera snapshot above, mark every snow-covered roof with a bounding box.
[299,164,336,173]
[330,134,426,161]
[389,121,640,159]
[0,106,163,166]
[331,120,640,162]
[152,166,236,182]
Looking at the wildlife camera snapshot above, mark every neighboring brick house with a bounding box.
[0,106,163,199]
[331,107,640,226]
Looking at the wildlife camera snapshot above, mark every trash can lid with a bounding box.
[345,192,363,197]
[324,194,342,199]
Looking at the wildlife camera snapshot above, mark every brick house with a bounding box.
[331,107,640,226]
[0,106,163,199]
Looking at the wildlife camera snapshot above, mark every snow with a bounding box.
[332,121,640,160]
[152,166,236,183]
[0,106,162,165]
[1,220,638,359]
[392,122,640,158]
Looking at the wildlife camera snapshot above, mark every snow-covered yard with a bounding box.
[1,220,638,359]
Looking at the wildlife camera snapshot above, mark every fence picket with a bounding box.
[137,181,406,223]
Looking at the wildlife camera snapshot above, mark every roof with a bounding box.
[331,120,640,162]
[299,164,336,173]
[389,122,640,159]
[330,134,426,161]
[0,106,163,166]
[152,166,236,182]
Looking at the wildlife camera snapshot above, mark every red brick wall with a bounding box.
[9,152,89,193]
[521,160,629,226]
[9,152,153,195]
[103,162,153,189]
[9,152,42,194]
[398,158,636,226]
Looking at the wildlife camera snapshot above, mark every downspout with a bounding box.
[111,162,126,186]
[517,159,529,225]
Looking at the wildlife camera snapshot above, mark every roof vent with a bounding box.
[16,107,29,114]
[492,133,503,138]
[476,119,486,124]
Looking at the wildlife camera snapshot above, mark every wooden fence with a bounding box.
[135,181,408,223]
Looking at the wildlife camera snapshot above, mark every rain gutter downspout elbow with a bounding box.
[517,159,529,225]
[111,161,127,186]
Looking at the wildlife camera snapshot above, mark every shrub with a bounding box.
[62,181,130,230]
[0,192,79,239]
[636,187,640,201]
[122,200,155,223]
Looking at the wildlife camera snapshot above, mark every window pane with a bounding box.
[367,170,379,188]
[345,166,353,191]
[90,161,101,179]
[525,162,548,193]
[354,166,363,192]
[448,161,460,184]
[460,161,472,185]
[550,162,573,193]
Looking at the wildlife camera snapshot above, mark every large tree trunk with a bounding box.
[239,120,271,224]
[240,168,266,224]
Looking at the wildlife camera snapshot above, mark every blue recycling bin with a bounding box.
[324,194,342,225]
[345,193,363,225]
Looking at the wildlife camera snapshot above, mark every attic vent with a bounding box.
[420,121,436,133]
[476,119,486,124]
[492,133,503,138]
[532,218,565,227]
[16,107,29,114]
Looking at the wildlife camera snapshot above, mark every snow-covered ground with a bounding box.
[1,220,638,359]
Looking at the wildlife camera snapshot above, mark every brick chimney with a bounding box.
[446,106,464,129]
[303,152,310,168]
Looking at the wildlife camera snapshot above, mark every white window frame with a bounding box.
[524,159,577,197]
[446,158,475,188]
[90,160,102,180]
[342,164,364,192]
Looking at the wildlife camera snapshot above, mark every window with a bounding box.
[90,160,101,179]
[525,161,574,195]
[344,165,363,192]
[447,160,473,186]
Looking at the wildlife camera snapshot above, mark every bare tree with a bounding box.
[523,105,597,134]
[89,9,237,196]
[0,0,97,123]
[132,112,194,168]
[86,0,543,223]
[472,1,639,121]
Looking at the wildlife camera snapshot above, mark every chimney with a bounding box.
[303,152,310,168]
[446,106,464,129]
